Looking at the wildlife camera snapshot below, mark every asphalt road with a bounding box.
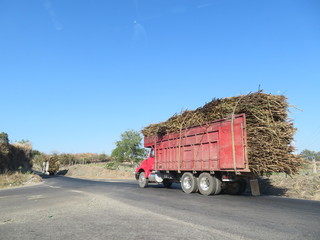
[1,176,319,240]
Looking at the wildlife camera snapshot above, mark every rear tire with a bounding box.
[181,172,198,194]
[138,172,148,188]
[198,173,222,196]
[162,179,173,188]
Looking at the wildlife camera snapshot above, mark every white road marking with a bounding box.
[28,195,45,200]
[69,190,85,194]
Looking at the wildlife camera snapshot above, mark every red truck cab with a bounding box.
[135,149,155,179]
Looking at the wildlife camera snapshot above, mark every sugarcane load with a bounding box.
[136,91,302,196]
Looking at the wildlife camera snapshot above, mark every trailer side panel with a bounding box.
[146,114,249,173]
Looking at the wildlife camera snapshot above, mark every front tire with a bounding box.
[181,172,198,194]
[138,172,148,188]
[198,173,222,196]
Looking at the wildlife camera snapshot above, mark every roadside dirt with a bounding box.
[259,172,320,201]
[58,164,135,180]
[0,172,42,190]
[259,161,320,201]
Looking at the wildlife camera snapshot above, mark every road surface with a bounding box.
[1,175,319,240]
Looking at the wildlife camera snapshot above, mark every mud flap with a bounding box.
[250,179,260,196]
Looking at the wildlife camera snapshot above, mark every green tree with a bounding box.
[111,130,146,163]
[0,132,9,144]
[99,153,109,162]
[32,150,42,156]
[300,149,320,161]
[32,153,47,166]
[16,139,31,144]
[59,153,76,165]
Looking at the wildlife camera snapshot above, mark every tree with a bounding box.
[32,150,42,156]
[300,149,320,161]
[0,132,9,144]
[16,139,31,144]
[111,130,146,163]
[99,153,109,162]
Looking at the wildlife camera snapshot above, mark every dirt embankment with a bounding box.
[58,164,135,180]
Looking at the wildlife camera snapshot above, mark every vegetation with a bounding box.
[0,171,41,189]
[0,133,33,173]
[0,133,40,189]
[260,159,320,201]
[0,132,9,144]
[111,130,146,164]
[300,149,320,161]
[32,152,110,168]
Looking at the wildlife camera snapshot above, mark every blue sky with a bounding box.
[1,0,319,154]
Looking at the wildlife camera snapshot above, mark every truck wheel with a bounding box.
[198,173,222,196]
[138,172,148,188]
[162,179,173,188]
[181,172,198,194]
[226,180,247,195]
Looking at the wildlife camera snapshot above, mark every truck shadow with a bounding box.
[32,170,52,179]
[56,169,68,176]
[32,169,69,179]
[150,180,288,197]
[258,178,288,196]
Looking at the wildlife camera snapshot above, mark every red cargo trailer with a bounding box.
[136,114,252,195]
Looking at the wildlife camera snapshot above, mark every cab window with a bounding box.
[150,149,155,158]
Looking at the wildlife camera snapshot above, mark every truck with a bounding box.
[42,155,60,175]
[135,114,254,195]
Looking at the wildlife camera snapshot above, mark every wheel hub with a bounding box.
[140,174,145,182]
[200,177,210,191]
[183,176,192,189]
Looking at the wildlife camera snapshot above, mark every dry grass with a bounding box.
[259,161,320,201]
[0,171,42,189]
[12,142,32,153]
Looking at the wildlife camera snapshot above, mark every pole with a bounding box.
[312,157,317,174]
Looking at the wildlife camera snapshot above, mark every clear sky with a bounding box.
[1,0,319,154]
